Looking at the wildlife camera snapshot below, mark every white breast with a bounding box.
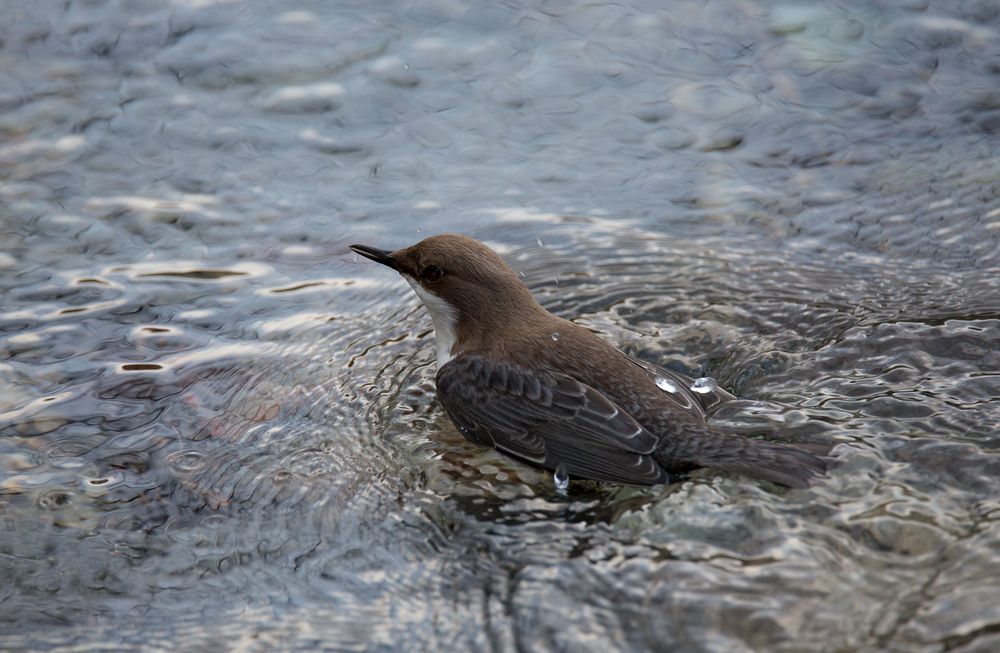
[405,276,458,368]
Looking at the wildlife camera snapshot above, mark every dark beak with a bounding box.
[349,244,399,271]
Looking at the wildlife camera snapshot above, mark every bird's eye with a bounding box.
[421,265,445,282]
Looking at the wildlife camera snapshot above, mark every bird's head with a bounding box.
[350,233,540,364]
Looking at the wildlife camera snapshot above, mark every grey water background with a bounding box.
[2,0,999,650]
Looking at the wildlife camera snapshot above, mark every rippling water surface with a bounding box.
[2,1,1000,651]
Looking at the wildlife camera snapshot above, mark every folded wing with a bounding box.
[436,354,667,484]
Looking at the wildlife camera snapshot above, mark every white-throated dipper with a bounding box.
[350,234,828,488]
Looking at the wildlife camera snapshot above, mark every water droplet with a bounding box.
[690,377,717,394]
[550,331,560,342]
[655,376,677,393]
[554,464,569,493]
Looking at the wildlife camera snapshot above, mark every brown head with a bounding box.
[350,234,544,366]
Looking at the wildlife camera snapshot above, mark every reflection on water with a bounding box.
[2,0,1000,650]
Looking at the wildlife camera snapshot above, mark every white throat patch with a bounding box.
[405,276,458,369]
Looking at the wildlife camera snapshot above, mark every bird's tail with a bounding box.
[660,425,831,488]
[714,440,829,488]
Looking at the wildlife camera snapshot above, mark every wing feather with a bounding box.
[436,355,667,484]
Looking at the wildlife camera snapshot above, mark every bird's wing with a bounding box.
[435,354,667,484]
[623,354,736,418]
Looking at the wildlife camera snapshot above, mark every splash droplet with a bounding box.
[554,463,569,493]
[655,377,677,393]
[550,332,560,342]
[690,377,717,394]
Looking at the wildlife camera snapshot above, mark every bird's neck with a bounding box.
[414,283,560,369]
[447,302,568,366]
[405,278,462,369]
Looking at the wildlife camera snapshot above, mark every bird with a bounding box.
[350,234,828,488]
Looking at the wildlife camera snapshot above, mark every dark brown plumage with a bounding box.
[351,234,829,488]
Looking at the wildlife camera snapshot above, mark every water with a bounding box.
[690,377,718,395]
[655,376,678,393]
[2,0,999,650]
[553,464,570,494]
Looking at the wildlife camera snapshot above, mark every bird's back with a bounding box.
[489,314,828,487]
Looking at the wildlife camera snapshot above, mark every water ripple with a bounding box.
[3,0,1000,650]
